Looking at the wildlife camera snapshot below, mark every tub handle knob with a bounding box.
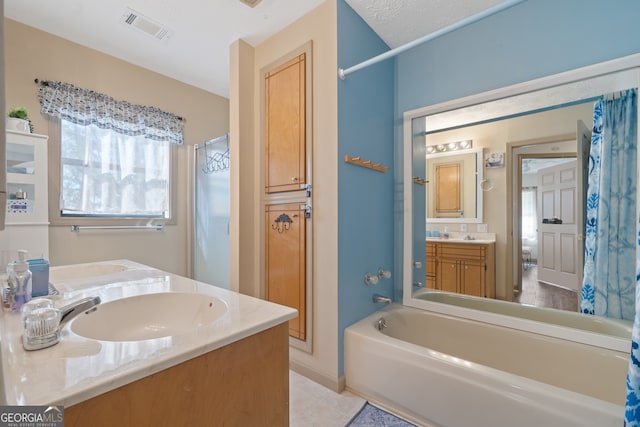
[364,273,379,286]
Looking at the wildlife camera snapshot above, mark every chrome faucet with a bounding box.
[22,296,101,351]
[58,296,102,329]
[373,294,392,304]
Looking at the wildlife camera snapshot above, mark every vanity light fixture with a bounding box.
[426,139,473,155]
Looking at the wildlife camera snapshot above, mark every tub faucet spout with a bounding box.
[373,294,392,304]
[58,296,101,329]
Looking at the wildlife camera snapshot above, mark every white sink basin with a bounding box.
[50,263,128,282]
[69,292,228,341]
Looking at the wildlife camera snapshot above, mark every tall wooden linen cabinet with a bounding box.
[263,47,311,345]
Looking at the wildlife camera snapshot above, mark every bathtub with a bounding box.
[414,290,633,339]
[344,304,629,427]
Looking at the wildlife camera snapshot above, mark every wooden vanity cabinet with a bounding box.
[426,241,496,298]
[66,323,289,427]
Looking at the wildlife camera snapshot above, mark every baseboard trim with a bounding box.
[289,360,344,393]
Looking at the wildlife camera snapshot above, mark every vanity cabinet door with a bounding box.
[264,53,306,193]
[460,260,485,297]
[433,242,496,298]
[437,259,459,293]
[265,203,306,340]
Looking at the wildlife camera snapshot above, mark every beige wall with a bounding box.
[426,102,593,299]
[230,1,340,386]
[229,39,257,296]
[4,19,229,275]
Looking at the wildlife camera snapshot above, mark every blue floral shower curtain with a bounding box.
[580,89,637,321]
[580,88,640,425]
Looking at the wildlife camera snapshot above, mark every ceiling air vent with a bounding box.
[121,8,172,41]
[239,0,263,8]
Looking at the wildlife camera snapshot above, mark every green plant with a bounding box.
[8,106,33,132]
[8,106,28,120]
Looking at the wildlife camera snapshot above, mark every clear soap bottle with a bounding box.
[9,250,32,312]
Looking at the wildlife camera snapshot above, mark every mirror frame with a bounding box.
[425,147,483,223]
[403,53,640,353]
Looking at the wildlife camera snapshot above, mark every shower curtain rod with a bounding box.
[338,0,527,80]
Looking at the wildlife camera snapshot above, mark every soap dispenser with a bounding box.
[9,250,32,312]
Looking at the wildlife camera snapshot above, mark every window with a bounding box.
[37,80,183,225]
[60,120,171,218]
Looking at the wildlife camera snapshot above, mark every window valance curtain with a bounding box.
[37,80,184,144]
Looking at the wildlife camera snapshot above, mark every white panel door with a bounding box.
[537,159,579,290]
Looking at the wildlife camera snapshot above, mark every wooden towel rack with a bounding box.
[343,154,388,173]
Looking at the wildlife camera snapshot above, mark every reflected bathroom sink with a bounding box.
[69,292,228,341]
[50,263,129,282]
[425,237,495,244]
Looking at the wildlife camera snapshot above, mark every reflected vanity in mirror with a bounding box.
[403,56,640,352]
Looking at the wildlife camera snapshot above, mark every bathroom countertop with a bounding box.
[425,236,496,244]
[0,259,297,407]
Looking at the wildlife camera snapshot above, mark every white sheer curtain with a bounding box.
[60,120,170,217]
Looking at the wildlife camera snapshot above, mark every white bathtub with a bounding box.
[415,290,633,339]
[344,304,629,427]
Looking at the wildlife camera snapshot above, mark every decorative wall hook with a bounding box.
[344,154,389,173]
[413,177,428,185]
[272,213,293,233]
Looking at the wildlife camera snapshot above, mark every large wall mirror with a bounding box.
[403,55,640,352]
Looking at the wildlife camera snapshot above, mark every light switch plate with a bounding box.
[477,223,488,232]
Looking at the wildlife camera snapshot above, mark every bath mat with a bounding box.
[346,402,417,427]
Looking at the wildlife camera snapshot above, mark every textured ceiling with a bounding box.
[5,1,508,97]
[4,0,325,97]
[344,0,506,48]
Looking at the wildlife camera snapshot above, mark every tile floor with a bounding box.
[290,370,365,427]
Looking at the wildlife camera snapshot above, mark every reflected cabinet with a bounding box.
[426,241,496,298]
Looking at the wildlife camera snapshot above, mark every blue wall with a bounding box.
[337,0,395,375]
[397,0,640,113]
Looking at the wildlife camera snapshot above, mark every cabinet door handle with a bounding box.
[291,177,299,182]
